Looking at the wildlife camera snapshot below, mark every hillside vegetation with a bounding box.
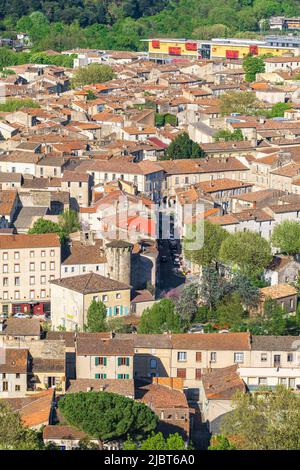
[1,0,300,51]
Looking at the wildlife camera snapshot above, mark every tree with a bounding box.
[59,209,81,237]
[138,299,182,333]
[175,283,199,323]
[28,218,61,237]
[184,220,229,267]
[164,132,204,160]
[58,392,158,441]
[220,91,262,115]
[0,402,42,450]
[71,63,115,88]
[263,298,287,335]
[214,128,244,142]
[267,102,292,118]
[219,231,272,277]
[271,220,300,255]
[123,432,187,450]
[243,55,265,82]
[199,266,224,311]
[215,293,244,329]
[86,300,107,332]
[228,272,260,309]
[221,386,300,450]
[208,434,236,450]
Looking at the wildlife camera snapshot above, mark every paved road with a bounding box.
[158,239,186,295]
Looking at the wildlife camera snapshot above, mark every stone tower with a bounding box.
[105,240,133,286]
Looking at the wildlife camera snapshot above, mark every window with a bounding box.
[261,353,267,362]
[41,290,46,298]
[3,264,8,273]
[30,251,34,258]
[117,374,129,379]
[14,277,20,287]
[16,373,20,379]
[274,354,281,367]
[289,378,296,389]
[195,369,202,380]
[118,357,130,366]
[15,385,20,392]
[30,262,35,271]
[234,352,244,363]
[30,276,35,285]
[64,267,68,273]
[14,264,20,273]
[3,278,8,287]
[95,357,107,366]
[287,353,294,362]
[30,290,35,300]
[150,359,157,369]
[3,382,8,391]
[210,352,217,363]
[14,252,20,260]
[2,252,8,260]
[177,368,186,379]
[290,298,294,309]
[116,293,121,299]
[41,276,46,284]
[50,250,55,257]
[14,291,20,300]
[41,262,46,271]
[82,266,86,272]
[258,377,267,386]
[3,292,8,300]
[95,373,107,379]
[196,352,202,362]
[177,351,187,362]
[50,262,55,271]
[41,250,46,257]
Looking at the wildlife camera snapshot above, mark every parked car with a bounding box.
[189,324,205,334]
[13,313,30,319]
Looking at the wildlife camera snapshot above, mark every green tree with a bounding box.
[215,293,244,329]
[59,209,81,237]
[263,298,287,335]
[221,386,300,449]
[208,434,236,450]
[0,402,42,450]
[123,432,187,450]
[219,231,272,276]
[86,300,107,332]
[271,220,300,255]
[220,91,262,115]
[229,272,260,309]
[214,128,244,142]
[243,55,265,82]
[58,392,158,441]
[184,220,229,268]
[71,63,115,88]
[164,132,204,160]
[28,218,62,237]
[175,283,199,323]
[138,299,182,333]
[199,266,224,311]
[267,102,292,118]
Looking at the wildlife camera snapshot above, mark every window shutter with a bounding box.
[118,357,121,366]
[103,357,107,366]
[95,357,99,366]
[126,357,130,366]
[126,374,129,379]
[117,374,121,379]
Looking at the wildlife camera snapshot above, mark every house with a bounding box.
[43,425,100,450]
[136,379,191,440]
[50,273,132,331]
[61,239,107,278]
[258,283,298,315]
[0,348,29,398]
[0,318,41,344]
[0,233,61,316]
[264,255,300,286]
[61,171,91,209]
[200,365,246,434]
[3,388,55,429]
[76,334,134,380]
[67,378,135,398]
[130,289,156,316]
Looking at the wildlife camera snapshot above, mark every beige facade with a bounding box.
[0,233,61,315]
[51,273,131,331]
[76,354,133,380]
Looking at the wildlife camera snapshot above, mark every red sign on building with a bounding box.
[169,46,181,55]
[226,49,239,59]
[249,45,258,55]
[152,40,160,49]
[185,42,197,51]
